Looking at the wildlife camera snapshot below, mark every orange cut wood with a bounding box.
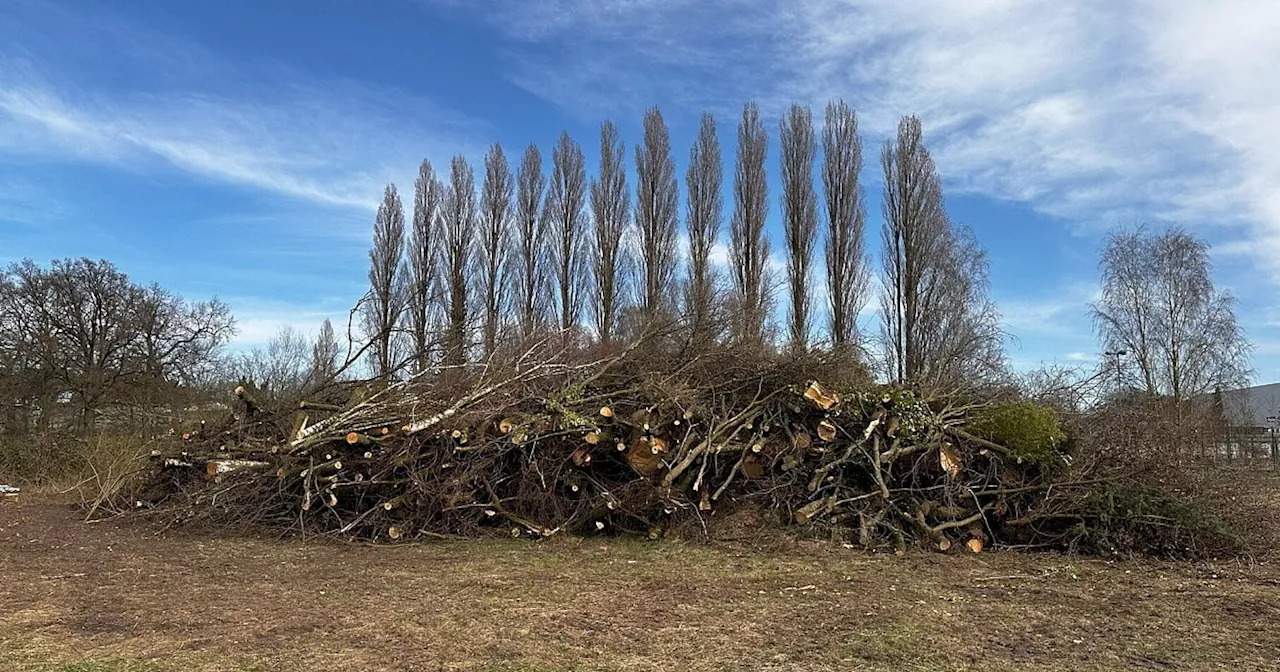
[803,381,840,410]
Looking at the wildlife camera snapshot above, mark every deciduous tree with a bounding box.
[440,156,476,366]
[635,107,679,327]
[684,112,723,350]
[479,143,513,358]
[1092,226,1250,400]
[591,121,630,344]
[547,132,589,336]
[515,144,548,341]
[822,100,869,353]
[780,103,818,350]
[730,103,770,346]
[363,184,406,380]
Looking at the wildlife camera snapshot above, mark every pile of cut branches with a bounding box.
[135,348,1130,553]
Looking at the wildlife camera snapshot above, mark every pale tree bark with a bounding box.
[1092,226,1250,401]
[822,100,869,353]
[684,112,722,349]
[515,144,548,341]
[440,156,476,366]
[479,143,513,358]
[591,120,630,344]
[879,115,1001,386]
[363,184,406,380]
[780,103,818,350]
[547,132,589,335]
[407,159,441,372]
[730,102,770,347]
[634,107,679,328]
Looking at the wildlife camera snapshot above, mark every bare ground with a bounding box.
[2,485,1280,672]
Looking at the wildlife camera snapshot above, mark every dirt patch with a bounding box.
[3,497,1280,671]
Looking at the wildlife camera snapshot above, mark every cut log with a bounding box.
[299,401,344,412]
[939,442,963,478]
[816,419,838,442]
[205,459,269,476]
[803,381,840,410]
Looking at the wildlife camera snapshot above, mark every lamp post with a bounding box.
[1103,350,1127,397]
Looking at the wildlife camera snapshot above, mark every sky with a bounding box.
[2,0,1278,381]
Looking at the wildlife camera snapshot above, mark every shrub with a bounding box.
[1075,481,1246,558]
[969,401,1066,466]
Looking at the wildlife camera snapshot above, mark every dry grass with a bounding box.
[3,481,1280,672]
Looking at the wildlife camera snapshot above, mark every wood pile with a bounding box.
[139,351,1075,552]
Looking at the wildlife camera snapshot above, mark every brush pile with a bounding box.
[139,348,1089,552]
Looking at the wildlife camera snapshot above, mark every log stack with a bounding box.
[140,354,1071,552]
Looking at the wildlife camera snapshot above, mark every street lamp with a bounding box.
[1104,350,1127,395]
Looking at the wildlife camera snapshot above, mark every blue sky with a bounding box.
[2,0,1278,381]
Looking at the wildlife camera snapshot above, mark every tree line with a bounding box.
[358,102,1004,388]
[0,104,1250,448]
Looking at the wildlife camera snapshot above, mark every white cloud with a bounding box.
[0,68,481,211]
[448,0,1280,277]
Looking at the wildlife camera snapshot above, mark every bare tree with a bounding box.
[1092,226,1250,401]
[879,116,1002,386]
[730,102,770,346]
[310,318,341,385]
[440,156,476,366]
[591,120,630,344]
[0,258,233,433]
[822,100,869,352]
[780,103,818,350]
[406,159,441,373]
[685,112,723,349]
[479,143,513,358]
[240,325,311,403]
[634,107,679,327]
[515,144,548,341]
[547,132,589,335]
[363,184,406,380]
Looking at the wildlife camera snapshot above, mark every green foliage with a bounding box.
[1076,482,1245,559]
[969,401,1065,466]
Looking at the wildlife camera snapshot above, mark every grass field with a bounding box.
[3,487,1280,671]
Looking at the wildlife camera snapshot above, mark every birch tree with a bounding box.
[1092,226,1249,400]
[591,121,630,344]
